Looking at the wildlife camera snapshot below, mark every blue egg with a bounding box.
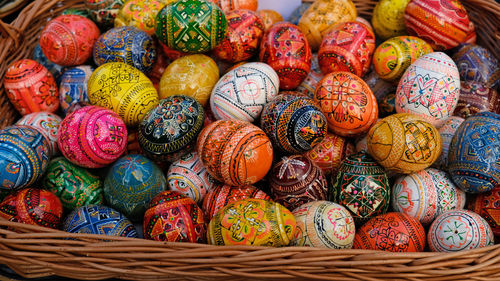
[93,26,157,73]
[0,125,50,190]
[59,65,94,115]
[32,43,65,84]
[63,205,138,237]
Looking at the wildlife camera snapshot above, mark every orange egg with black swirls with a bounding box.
[314,71,378,137]
[259,22,312,90]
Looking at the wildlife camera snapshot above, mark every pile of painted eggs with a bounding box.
[1,0,499,254]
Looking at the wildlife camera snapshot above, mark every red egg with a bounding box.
[16,188,63,229]
[40,14,100,66]
[259,22,312,90]
[4,59,59,115]
[468,187,500,236]
[304,132,355,176]
[318,21,376,77]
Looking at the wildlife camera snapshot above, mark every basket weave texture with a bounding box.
[0,0,500,280]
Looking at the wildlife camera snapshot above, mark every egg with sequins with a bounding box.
[15,188,63,229]
[4,59,59,116]
[209,0,257,12]
[59,65,93,115]
[452,44,500,88]
[434,116,464,170]
[453,83,500,119]
[371,0,410,40]
[305,132,355,176]
[85,0,124,29]
[115,0,174,36]
[39,15,100,66]
[15,112,62,157]
[259,22,312,90]
[57,106,128,168]
[256,9,283,31]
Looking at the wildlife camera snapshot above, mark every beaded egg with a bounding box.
[209,0,257,12]
[305,132,354,176]
[115,0,173,36]
[353,212,426,252]
[318,21,376,77]
[197,120,273,186]
[298,0,357,51]
[468,187,500,236]
[291,201,355,248]
[428,210,494,252]
[213,9,265,63]
[256,9,283,31]
[447,112,500,193]
[0,193,18,222]
[208,198,296,246]
[314,71,378,137]
[333,152,390,223]
[202,183,269,221]
[167,152,214,204]
[296,68,323,99]
[396,52,460,128]
[16,188,63,229]
[210,62,279,122]
[269,155,328,211]
[392,168,466,225]
[143,191,206,243]
[32,43,65,84]
[87,62,159,126]
[93,26,157,74]
[155,0,227,53]
[454,83,500,119]
[43,157,103,211]
[260,94,327,155]
[59,65,93,115]
[138,96,204,162]
[373,36,433,83]
[159,54,219,107]
[404,0,474,50]
[104,154,167,222]
[371,0,410,40]
[0,126,50,190]
[259,22,312,90]
[434,116,464,170]
[64,205,138,237]
[452,44,500,88]
[84,0,124,28]
[16,112,62,157]
[367,113,442,174]
[39,15,100,66]
[4,59,59,115]
[57,106,128,169]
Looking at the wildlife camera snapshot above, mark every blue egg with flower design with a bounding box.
[59,65,94,115]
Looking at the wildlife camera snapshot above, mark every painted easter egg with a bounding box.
[334,152,390,223]
[256,9,283,31]
[143,191,206,242]
[104,154,167,222]
[288,2,311,25]
[197,120,273,186]
[167,152,214,204]
[448,112,500,193]
[210,62,279,122]
[57,106,128,168]
[155,0,227,53]
[404,0,474,50]
[16,188,63,229]
[392,168,466,225]
[42,157,103,211]
[202,183,269,221]
[269,155,328,211]
[84,0,124,28]
[296,68,323,99]
[373,36,433,83]
[452,44,500,88]
[59,65,93,115]
[291,201,355,248]
[207,198,295,246]
[305,133,354,176]
[115,0,173,36]
[468,187,500,236]
[93,26,157,73]
[453,83,500,119]
[0,193,19,222]
[213,9,264,63]
[371,0,410,40]
[314,71,378,137]
[0,126,50,190]
[138,96,204,162]
[64,205,138,237]
[318,21,376,77]
[159,54,219,107]
[32,43,65,84]
[428,210,494,252]
[209,0,257,12]
[39,15,100,66]
[87,62,159,126]
[260,94,327,154]
[16,112,62,157]
[4,59,59,115]
[367,113,442,174]
[353,212,426,252]
[298,0,357,51]
[396,52,460,127]
[259,22,312,90]
[434,116,464,170]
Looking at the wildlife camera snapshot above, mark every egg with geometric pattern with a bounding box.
[59,65,93,115]
[16,188,64,229]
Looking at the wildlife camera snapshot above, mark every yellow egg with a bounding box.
[298,0,357,51]
[115,0,174,36]
[207,199,296,246]
[159,54,219,107]
[367,113,442,174]
[371,0,410,40]
[87,62,159,126]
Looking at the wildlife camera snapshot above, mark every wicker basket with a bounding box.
[1,0,500,280]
